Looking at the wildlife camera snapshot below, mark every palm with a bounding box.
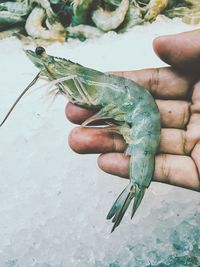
[151,70,200,191]
[187,81,200,183]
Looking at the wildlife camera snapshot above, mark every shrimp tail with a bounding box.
[107,182,136,232]
[107,139,157,231]
[131,184,145,219]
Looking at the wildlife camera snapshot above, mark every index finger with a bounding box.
[110,66,196,100]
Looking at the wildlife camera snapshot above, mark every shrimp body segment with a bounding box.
[26,47,161,232]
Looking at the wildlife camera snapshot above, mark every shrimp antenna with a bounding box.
[0,72,41,127]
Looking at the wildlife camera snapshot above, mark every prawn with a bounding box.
[31,0,57,21]
[91,0,129,31]
[25,6,65,42]
[67,24,104,40]
[0,1,31,16]
[0,11,25,25]
[182,1,200,25]
[118,4,143,33]
[0,27,23,39]
[182,8,200,25]
[0,47,161,232]
[144,0,169,22]
[164,6,200,24]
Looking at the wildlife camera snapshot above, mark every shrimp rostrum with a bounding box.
[0,47,161,232]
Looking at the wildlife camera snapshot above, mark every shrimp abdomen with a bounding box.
[107,78,160,231]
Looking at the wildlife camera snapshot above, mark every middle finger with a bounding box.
[66,99,190,129]
[68,127,190,155]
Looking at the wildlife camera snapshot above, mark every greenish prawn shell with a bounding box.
[26,47,161,232]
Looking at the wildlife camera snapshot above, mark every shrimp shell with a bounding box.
[25,6,65,42]
[182,8,200,24]
[23,48,160,232]
[164,7,190,19]
[31,0,55,18]
[144,0,169,21]
[67,24,104,39]
[0,11,24,25]
[0,1,31,16]
[0,27,22,39]
[118,4,143,33]
[91,0,129,31]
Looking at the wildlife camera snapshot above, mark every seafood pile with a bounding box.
[0,0,199,43]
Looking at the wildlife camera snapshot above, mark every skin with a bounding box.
[65,29,200,192]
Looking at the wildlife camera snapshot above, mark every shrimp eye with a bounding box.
[35,47,45,56]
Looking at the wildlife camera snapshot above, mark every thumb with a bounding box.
[153,29,200,73]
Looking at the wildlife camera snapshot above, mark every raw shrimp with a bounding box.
[0,1,31,16]
[92,0,129,31]
[182,8,200,24]
[118,4,143,33]
[31,0,56,19]
[67,24,104,39]
[182,1,200,25]
[144,0,169,21]
[25,6,65,42]
[164,0,200,24]
[0,47,161,232]
[0,11,24,25]
[164,6,190,19]
[0,27,23,39]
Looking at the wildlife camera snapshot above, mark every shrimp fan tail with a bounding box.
[131,184,145,219]
[107,182,136,232]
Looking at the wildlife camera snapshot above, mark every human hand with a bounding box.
[66,29,200,192]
